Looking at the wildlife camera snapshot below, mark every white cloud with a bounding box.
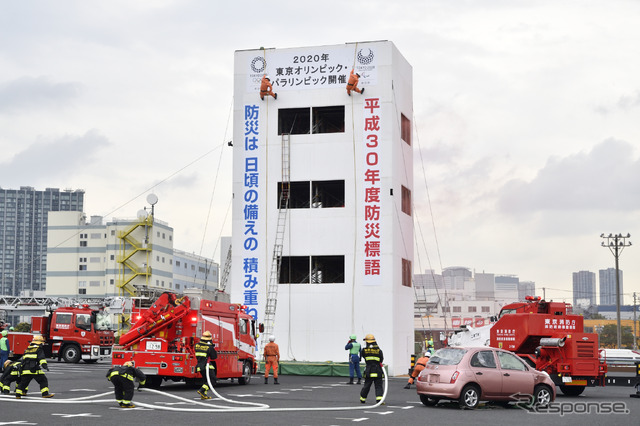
[0,130,111,187]
[497,139,640,213]
[0,77,81,113]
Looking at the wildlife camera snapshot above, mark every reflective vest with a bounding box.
[194,340,217,371]
[107,365,146,385]
[21,343,47,373]
[347,341,361,355]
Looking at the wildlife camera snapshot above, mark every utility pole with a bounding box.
[634,292,638,350]
[600,233,632,349]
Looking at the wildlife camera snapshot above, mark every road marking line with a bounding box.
[52,413,100,418]
[335,418,369,422]
[228,394,264,398]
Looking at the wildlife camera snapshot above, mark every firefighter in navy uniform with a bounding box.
[16,335,53,398]
[359,334,384,404]
[195,330,217,399]
[106,361,146,408]
[0,360,23,394]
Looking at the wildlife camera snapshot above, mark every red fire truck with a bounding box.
[489,296,607,395]
[8,305,115,363]
[112,292,258,388]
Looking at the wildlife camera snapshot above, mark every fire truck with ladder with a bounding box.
[7,304,114,363]
[448,296,607,396]
[111,292,258,388]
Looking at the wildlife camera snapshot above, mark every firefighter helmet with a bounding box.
[3,360,11,369]
[424,351,431,358]
[364,334,376,343]
[201,331,212,341]
[32,334,45,344]
[269,335,275,342]
[124,361,134,367]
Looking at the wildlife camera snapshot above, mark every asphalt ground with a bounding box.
[0,360,638,426]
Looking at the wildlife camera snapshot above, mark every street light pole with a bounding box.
[600,233,632,349]
[634,292,638,350]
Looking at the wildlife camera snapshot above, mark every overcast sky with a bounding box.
[1,1,639,304]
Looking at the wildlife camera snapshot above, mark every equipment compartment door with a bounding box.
[220,316,241,375]
[203,315,241,377]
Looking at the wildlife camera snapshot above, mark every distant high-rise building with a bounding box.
[0,187,84,296]
[572,270,596,307]
[599,268,623,305]
[414,269,444,290]
[518,280,536,301]
[494,275,519,302]
[442,267,472,290]
[475,272,495,300]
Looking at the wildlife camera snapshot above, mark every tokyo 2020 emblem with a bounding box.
[251,57,267,74]
[357,48,374,65]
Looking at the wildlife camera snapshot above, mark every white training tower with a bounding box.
[231,41,414,375]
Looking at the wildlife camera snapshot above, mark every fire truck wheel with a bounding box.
[458,384,480,409]
[147,376,163,389]
[559,385,585,396]
[62,345,81,363]
[185,378,200,388]
[533,384,553,407]
[238,361,252,385]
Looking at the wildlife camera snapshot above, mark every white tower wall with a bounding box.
[231,41,413,375]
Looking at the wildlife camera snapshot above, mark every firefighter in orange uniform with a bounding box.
[106,361,146,408]
[263,335,280,384]
[16,335,53,398]
[346,69,365,96]
[260,75,277,100]
[404,352,430,389]
[195,330,217,399]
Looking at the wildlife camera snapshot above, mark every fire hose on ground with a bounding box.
[0,368,389,412]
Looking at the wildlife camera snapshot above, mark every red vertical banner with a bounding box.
[363,98,382,286]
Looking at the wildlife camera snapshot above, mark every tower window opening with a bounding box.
[279,256,311,284]
[278,108,310,135]
[278,181,310,209]
[278,255,344,284]
[401,185,411,216]
[401,113,411,145]
[311,256,344,283]
[402,258,412,287]
[312,180,345,208]
[312,106,345,134]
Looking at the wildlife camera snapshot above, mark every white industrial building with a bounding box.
[231,41,414,375]
[46,211,218,298]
